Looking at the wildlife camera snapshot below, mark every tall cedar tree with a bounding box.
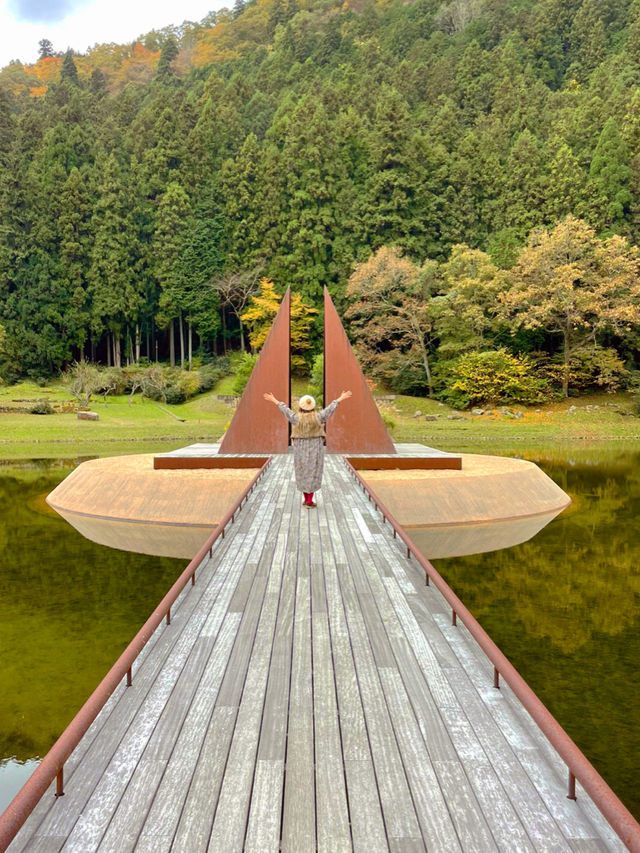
[154,181,193,368]
[89,155,141,367]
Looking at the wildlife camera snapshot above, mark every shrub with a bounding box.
[197,356,232,392]
[381,412,396,433]
[232,353,258,396]
[548,346,629,393]
[97,367,125,398]
[438,348,548,409]
[307,353,324,404]
[139,365,169,402]
[29,401,54,414]
[164,368,202,405]
[65,360,103,407]
[165,385,187,405]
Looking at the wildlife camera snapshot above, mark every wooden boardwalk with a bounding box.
[9,455,624,852]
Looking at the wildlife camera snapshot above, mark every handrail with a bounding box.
[0,457,272,853]
[343,458,640,853]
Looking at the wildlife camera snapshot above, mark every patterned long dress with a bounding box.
[277,400,339,492]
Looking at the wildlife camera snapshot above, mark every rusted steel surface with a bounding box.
[323,287,395,455]
[219,288,290,454]
[344,458,640,853]
[0,460,271,853]
[153,456,269,470]
[346,455,461,470]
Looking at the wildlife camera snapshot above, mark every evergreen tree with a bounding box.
[38,38,54,59]
[153,181,192,367]
[220,133,263,270]
[500,130,545,238]
[61,50,79,86]
[544,138,586,223]
[274,96,352,303]
[157,38,179,79]
[89,155,141,367]
[587,117,632,234]
[360,86,432,257]
[56,166,95,355]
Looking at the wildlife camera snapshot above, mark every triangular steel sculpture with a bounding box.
[219,288,290,454]
[323,287,396,454]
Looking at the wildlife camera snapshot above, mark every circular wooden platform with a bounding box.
[46,454,260,558]
[46,452,570,559]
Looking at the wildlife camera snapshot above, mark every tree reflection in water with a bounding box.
[433,444,640,821]
[0,462,185,811]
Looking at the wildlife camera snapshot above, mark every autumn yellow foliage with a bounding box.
[242,278,318,371]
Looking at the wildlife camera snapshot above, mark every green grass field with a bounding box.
[1,379,640,459]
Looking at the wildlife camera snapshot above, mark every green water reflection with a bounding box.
[433,442,640,821]
[0,460,185,812]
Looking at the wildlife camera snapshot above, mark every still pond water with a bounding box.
[0,446,639,821]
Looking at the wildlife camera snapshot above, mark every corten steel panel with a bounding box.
[219,288,290,454]
[323,287,396,454]
[154,456,269,470]
[346,456,462,471]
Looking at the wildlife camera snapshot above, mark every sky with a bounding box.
[0,0,227,68]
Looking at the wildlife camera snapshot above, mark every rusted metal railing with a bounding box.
[0,458,271,853]
[343,458,640,853]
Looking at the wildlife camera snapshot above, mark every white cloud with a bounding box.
[0,0,226,68]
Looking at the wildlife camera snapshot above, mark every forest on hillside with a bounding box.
[2,0,640,403]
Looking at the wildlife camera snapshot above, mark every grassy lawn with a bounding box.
[0,381,232,458]
[379,391,640,451]
[1,378,640,459]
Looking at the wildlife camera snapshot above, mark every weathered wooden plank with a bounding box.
[443,661,571,850]
[343,760,388,853]
[381,631,458,764]
[244,760,285,853]
[132,837,171,853]
[313,615,352,853]
[12,838,66,853]
[309,496,327,610]
[388,840,428,853]
[355,592,396,668]
[132,613,241,846]
[342,608,421,842]
[281,575,316,853]
[207,601,280,850]
[171,707,236,852]
[214,520,280,707]
[256,552,297,760]
[311,565,328,612]
[378,668,461,851]
[94,758,167,852]
[382,577,459,711]
[207,472,292,851]
[568,840,611,852]
[431,760,498,852]
[297,497,311,580]
[143,636,216,760]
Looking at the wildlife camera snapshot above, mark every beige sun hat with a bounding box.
[298,395,316,412]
